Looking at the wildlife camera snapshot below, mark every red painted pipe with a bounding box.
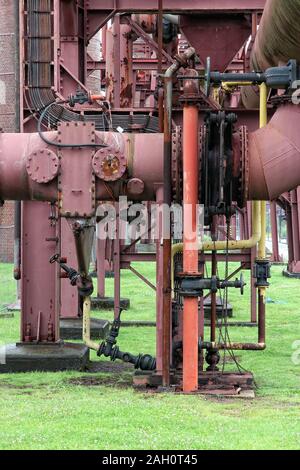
[182,102,199,393]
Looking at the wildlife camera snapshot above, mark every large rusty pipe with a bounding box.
[182,102,199,393]
[0,132,163,203]
[251,0,300,71]
[248,103,300,201]
[162,47,195,388]
[247,0,300,202]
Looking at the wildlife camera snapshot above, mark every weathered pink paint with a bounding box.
[21,201,59,343]
[0,129,164,205]
[180,14,251,72]
[60,218,79,319]
[248,104,300,201]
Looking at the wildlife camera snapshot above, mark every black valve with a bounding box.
[204,58,300,96]
[253,260,271,288]
[50,254,94,297]
[178,273,246,298]
[68,89,89,107]
[97,309,156,371]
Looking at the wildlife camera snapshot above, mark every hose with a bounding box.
[38,102,108,149]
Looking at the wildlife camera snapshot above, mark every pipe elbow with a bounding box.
[248,104,300,201]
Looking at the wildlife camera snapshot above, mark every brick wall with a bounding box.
[0,0,19,263]
[0,203,14,262]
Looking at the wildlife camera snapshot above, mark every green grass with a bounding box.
[0,262,300,450]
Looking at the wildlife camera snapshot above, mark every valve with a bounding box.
[253,260,271,288]
[204,58,300,96]
[177,273,246,298]
[50,254,94,297]
[97,309,156,371]
[68,89,106,107]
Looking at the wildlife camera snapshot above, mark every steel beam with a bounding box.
[87,1,266,13]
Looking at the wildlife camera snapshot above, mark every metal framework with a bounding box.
[1,0,300,396]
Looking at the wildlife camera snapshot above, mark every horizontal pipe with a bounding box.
[201,342,266,351]
[172,200,261,258]
[0,132,163,203]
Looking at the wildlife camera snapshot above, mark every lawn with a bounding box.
[0,262,300,450]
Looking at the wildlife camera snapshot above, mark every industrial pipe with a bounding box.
[172,201,262,261]
[248,103,300,201]
[258,83,268,263]
[200,342,266,351]
[251,0,300,71]
[163,14,179,26]
[162,47,196,388]
[83,296,100,352]
[0,131,164,203]
[257,83,268,346]
[182,94,199,393]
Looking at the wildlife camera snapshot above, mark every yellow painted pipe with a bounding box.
[172,83,268,271]
[222,81,253,92]
[83,296,100,352]
[172,201,262,289]
[258,83,268,299]
[258,83,268,261]
[172,200,261,255]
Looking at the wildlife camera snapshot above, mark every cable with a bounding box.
[38,102,109,149]
[216,219,256,382]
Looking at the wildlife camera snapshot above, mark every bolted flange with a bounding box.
[92,148,127,182]
[26,149,60,184]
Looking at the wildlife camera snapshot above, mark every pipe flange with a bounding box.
[26,149,59,184]
[172,126,182,202]
[127,178,145,196]
[92,148,127,182]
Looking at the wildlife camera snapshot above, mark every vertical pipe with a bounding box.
[113,16,121,109]
[210,250,217,343]
[258,82,268,344]
[258,83,268,259]
[97,238,106,298]
[156,186,164,374]
[183,103,199,393]
[157,1,164,133]
[157,0,163,75]
[270,202,280,262]
[162,47,195,388]
[114,208,121,320]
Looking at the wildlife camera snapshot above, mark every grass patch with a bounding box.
[0,262,300,450]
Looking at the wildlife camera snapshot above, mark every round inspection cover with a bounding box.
[92,148,127,182]
[26,149,60,184]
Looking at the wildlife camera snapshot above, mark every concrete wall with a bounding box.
[0,0,19,262]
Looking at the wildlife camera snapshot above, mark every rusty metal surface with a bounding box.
[87,1,266,13]
[26,149,59,184]
[93,149,127,182]
[180,14,251,72]
[252,0,300,70]
[0,130,164,203]
[58,122,96,218]
[248,104,300,201]
[21,202,59,343]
